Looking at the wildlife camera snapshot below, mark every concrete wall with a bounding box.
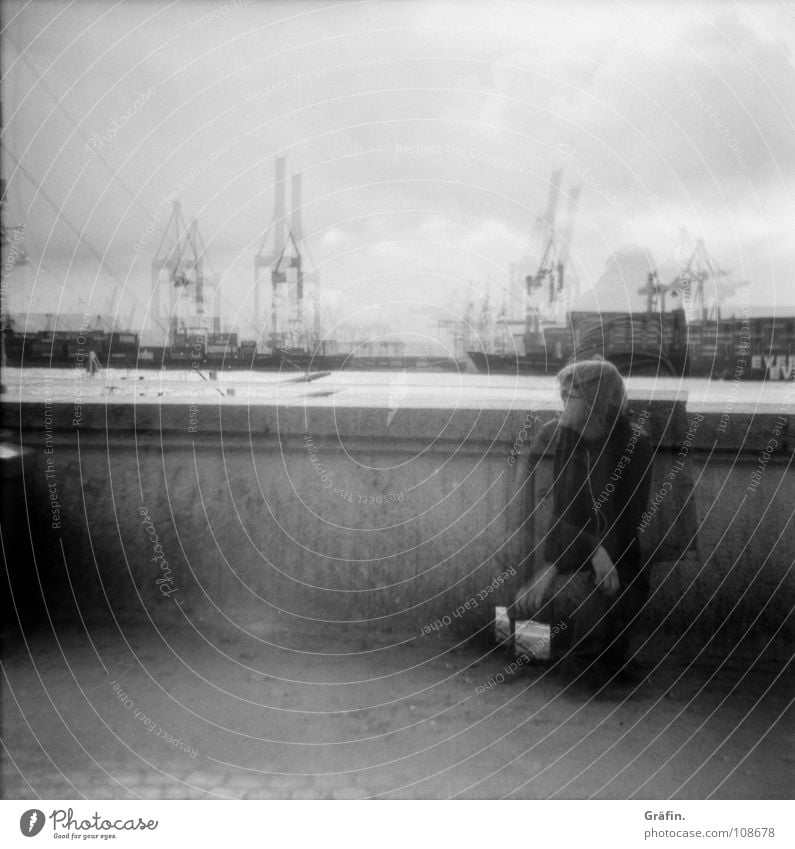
[1,398,792,656]
[1,403,530,639]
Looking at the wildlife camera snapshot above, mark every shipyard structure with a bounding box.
[2,161,794,380]
[3,156,349,372]
[460,173,793,382]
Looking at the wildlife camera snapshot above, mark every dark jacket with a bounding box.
[541,416,653,591]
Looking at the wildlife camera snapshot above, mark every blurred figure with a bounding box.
[513,359,654,691]
[87,349,101,376]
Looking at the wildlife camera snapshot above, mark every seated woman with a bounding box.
[512,359,654,690]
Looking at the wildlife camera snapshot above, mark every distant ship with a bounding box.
[467,294,794,382]
[569,305,689,377]
[2,321,352,372]
[466,308,688,378]
[465,321,572,376]
[466,219,791,380]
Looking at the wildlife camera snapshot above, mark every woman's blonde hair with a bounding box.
[557,358,629,431]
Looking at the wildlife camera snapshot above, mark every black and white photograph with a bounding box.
[0,0,793,830]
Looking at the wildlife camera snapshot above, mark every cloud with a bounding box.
[3,0,793,338]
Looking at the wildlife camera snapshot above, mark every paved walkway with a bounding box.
[2,617,791,800]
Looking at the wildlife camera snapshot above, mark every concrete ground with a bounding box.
[1,615,792,801]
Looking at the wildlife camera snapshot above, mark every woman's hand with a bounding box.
[592,546,619,597]
[512,564,557,620]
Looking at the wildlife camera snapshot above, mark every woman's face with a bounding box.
[559,377,592,428]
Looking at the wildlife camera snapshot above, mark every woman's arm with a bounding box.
[512,562,558,620]
[543,438,602,573]
[591,545,619,596]
[622,432,654,531]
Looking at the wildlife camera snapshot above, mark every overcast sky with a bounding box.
[2,0,794,339]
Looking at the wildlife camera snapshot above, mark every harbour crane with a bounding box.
[151,200,211,348]
[671,232,736,321]
[523,171,581,330]
[638,270,679,313]
[254,156,314,352]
